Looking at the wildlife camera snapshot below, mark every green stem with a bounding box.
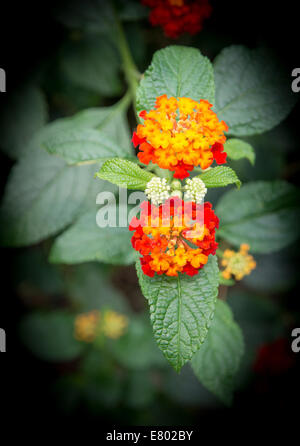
[116,88,132,110]
[114,14,140,117]
[113,12,174,183]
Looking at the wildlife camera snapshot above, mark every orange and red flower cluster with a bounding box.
[129,197,218,277]
[132,95,228,179]
[142,0,212,38]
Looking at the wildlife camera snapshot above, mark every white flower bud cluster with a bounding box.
[145,177,171,205]
[170,190,182,199]
[184,177,207,203]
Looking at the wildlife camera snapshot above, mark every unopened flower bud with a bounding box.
[145,177,170,205]
[171,179,182,190]
[184,177,207,203]
[170,190,182,199]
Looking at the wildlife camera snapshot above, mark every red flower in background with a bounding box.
[142,0,212,38]
[254,338,296,376]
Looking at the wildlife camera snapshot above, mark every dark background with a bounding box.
[1,0,300,430]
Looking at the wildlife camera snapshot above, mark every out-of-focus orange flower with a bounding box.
[133,95,228,179]
[74,310,128,342]
[129,197,219,277]
[142,0,212,38]
[74,310,100,342]
[101,310,128,339]
[221,243,256,281]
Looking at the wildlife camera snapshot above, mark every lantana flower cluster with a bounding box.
[74,310,128,342]
[129,197,219,277]
[133,95,228,179]
[142,0,212,39]
[221,244,256,280]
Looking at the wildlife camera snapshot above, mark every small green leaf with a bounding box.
[49,209,137,265]
[191,299,244,405]
[200,166,241,188]
[214,45,297,136]
[20,311,83,362]
[96,158,155,190]
[43,128,131,165]
[136,255,219,372]
[137,45,215,115]
[224,139,255,165]
[219,273,235,286]
[217,180,300,253]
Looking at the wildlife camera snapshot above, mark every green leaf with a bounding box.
[136,255,219,372]
[64,263,131,313]
[0,85,47,159]
[43,128,131,165]
[224,138,255,165]
[41,93,132,154]
[57,0,115,34]
[96,158,155,190]
[214,46,297,136]
[0,146,97,247]
[49,208,137,265]
[164,365,219,406]
[5,92,132,163]
[61,34,122,97]
[191,299,244,405]
[137,45,215,114]
[216,180,300,253]
[42,94,133,164]
[200,166,241,188]
[110,315,166,370]
[20,311,83,362]
[0,86,129,248]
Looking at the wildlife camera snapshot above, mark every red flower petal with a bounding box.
[211,142,227,164]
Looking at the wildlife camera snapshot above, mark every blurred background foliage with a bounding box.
[1,0,300,425]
